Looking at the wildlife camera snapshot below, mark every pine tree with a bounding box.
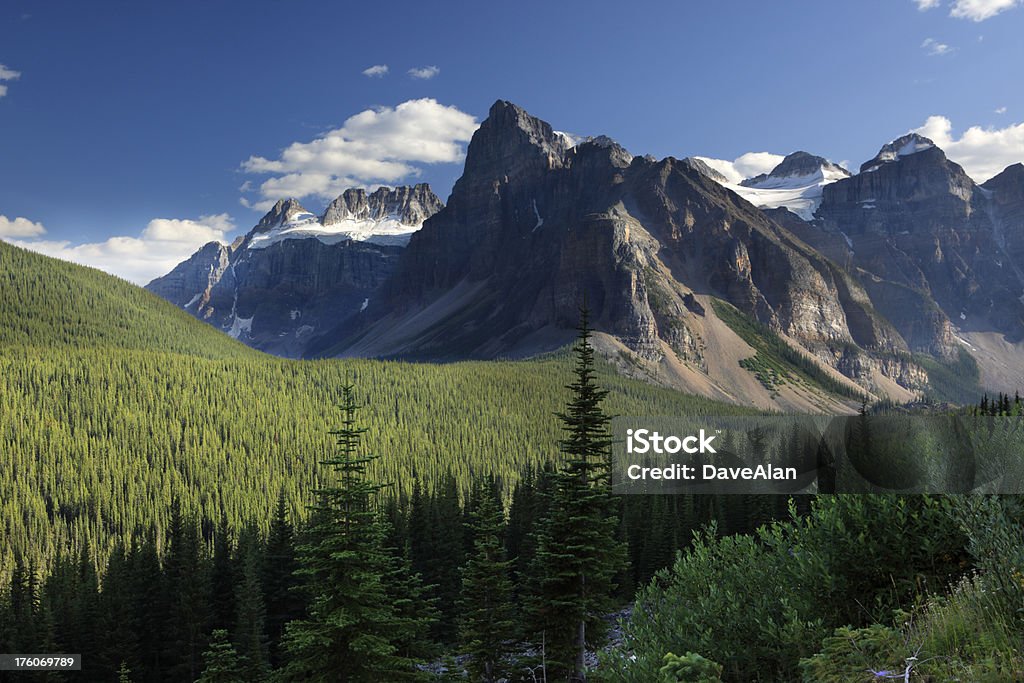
[234,533,270,682]
[458,476,517,682]
[263,491,300,669]
[209,514,236,632]
[527,307,628,681]
[281,382,426,681]
[164,499,211,682]
[117,660,133,683]
[98,541,141,680]
[197,629,245,683]
[381,517,440,663]
[430,473,465,643]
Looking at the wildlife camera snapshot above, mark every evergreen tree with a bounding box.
[117,660,133,683]
[129,535,168,682]
[164,499,211,682]
[263,491,300,669]
[527,307,628,681]
[98,542,141,680]
[458,476,517,682]
[234,533,270,682]
[429,473,465,643]
[381,518,440,663]
[197,629,245,683]
[281,383,426,681]
[209,514,237,633]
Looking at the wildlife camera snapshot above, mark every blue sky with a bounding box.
[1,0,1022,282]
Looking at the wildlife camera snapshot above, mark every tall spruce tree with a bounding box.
[234,532,270,682]
[528,307,628,681]
[263,491,300,669]
[281,383,425,681]
[197,629,245,683]
[458,476,517,682]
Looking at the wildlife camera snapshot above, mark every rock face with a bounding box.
[322,184,443,227]
[146,185,443,357]
[311,100,915,404]
[150,100,1024,403]
[813,135,1024,347]
[681,157,731,185]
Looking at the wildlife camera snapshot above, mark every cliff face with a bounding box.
[150,101,1024,402]
[815,137,1024,345]
[313,101,911,404]
[147,186,443,357]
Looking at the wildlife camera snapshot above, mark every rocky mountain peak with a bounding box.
[255,198,313,232]
[321,184,443,226]
[680,157,731,184]
[460,101,569,180]
[982,162,1024,194]
[860,133,938,173]
[742,151,850,187]
[576,135,634,168]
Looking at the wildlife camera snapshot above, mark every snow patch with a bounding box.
[360,298,369,312]
[954,335,977,351]
[184,292,202,309]
[248,212,424,250]
[725,165,847,221]
[531,199,544,231]
[289,309,300,321]
[554,130,578,148]
[228,315,253,339]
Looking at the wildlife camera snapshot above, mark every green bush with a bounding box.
[770,495,967,628]
[798,624,906,682]
[604,496,970,682]
[601,525,824,682]
[659,651,723,682]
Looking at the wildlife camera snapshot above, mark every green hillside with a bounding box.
[0,241,749,581]
[0,240,253,358]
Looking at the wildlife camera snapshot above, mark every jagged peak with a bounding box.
[255,198,313,231]
[467,100,568,165]
[680,157,731,184]
[574,135,634,167]
[742,151,850,187]
[321,184,443,226]
[860,133,940,174]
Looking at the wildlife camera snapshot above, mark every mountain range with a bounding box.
[147,101,1024,410]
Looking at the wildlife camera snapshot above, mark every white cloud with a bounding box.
[362,64,389,78]
[408,65,440,80]
[915,0,941,9]
[5,214,236,284]
[0,215,47,238]
[913,115,1024,182]
[950,0,1021,20]
[995,106,1008,114]
[240,98,477,209]
[0,64,19,98]
[922,38,955,55]
[695,152,786,184]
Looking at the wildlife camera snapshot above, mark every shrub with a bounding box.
[659,651,723,682]
[600,525,824,682]
[798,624,907,682]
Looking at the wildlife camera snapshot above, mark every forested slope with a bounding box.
[0,241,749,582]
